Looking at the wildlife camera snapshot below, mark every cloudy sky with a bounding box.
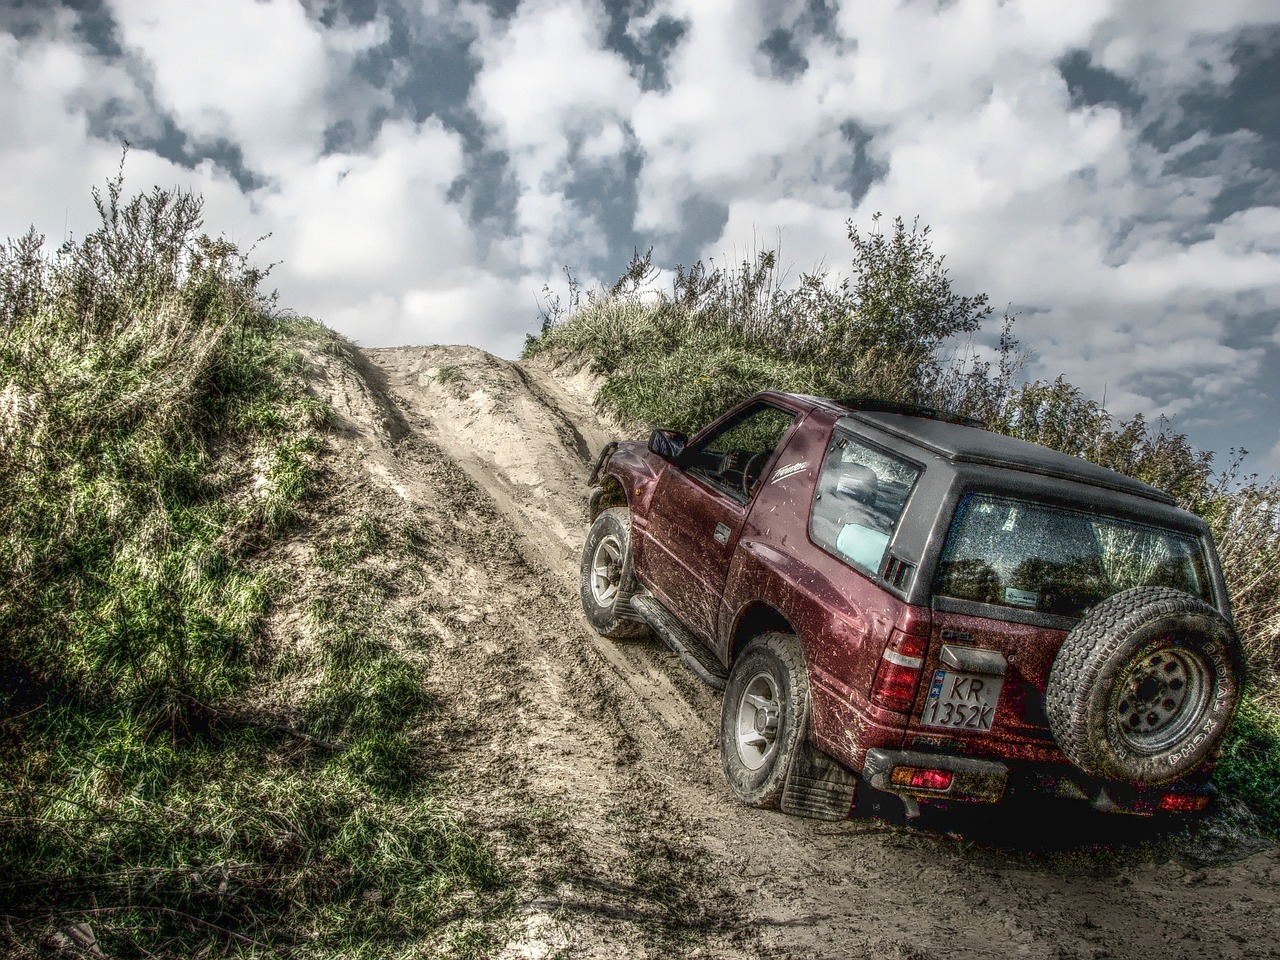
[3,0,1279,473]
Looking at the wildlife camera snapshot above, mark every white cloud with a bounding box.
[472,0,637,152]
[630,0,845,232]
[264,119,473,287]
[107,0,393,179]
[1091,0,1279,91]
[1263,434,1280,477]
[0,16,257,255]
[2,0,1278,463]
[0,26,123,243]
[108,0,329,173]
[827,0,1107,119]
[470,0,641,270]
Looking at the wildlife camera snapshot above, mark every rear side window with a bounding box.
[810,432,922,575]
[936,494,1213,618]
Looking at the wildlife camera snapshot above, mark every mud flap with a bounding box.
[780,738,858,821]
[588,442,618,486]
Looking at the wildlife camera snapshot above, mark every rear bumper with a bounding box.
[861,747,1215,818]
[864,748,1008,811]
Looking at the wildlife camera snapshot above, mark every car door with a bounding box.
[643,402,797,643]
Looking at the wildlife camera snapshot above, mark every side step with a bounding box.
[630,593,728,690]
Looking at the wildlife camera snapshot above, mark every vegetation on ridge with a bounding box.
[525,214,1280,832]
[0,174,504,958]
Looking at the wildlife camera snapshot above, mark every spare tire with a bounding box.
[1045,586,1242,784]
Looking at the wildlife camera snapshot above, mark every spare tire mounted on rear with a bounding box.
[1045,586,1242,784]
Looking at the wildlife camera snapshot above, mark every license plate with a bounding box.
[920,669,1003,732]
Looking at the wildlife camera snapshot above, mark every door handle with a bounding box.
[940,644,1007,676]
[713,522,731,545]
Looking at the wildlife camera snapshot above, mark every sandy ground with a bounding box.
[309,342,1279,959]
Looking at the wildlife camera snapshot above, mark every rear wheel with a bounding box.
[1045,587,1242,783]
[579,507,648,639]
[721,633,809,808]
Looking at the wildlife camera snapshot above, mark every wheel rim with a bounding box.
[590,534,624,608]
[1114,645,1212,754]
[734,671,782,771]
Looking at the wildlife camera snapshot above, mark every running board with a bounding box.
[630,593,728,690]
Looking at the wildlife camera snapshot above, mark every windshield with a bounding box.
[936,494,1213,618]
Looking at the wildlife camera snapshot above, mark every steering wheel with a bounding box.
[739,451,767,496]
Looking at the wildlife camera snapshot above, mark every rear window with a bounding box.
[936,494,1213,618]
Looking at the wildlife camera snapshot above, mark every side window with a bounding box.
[686,404,795,499]
[810,431,921,576]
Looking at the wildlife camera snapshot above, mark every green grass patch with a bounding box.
[434,363,470,400]
[304,653,430,742]
[0,172,508,956]
[1,718,502,956]
[1215,694,1280,834]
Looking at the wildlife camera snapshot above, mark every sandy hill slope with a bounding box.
[301,342,1279,959]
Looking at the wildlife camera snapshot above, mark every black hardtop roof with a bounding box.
[780,392,1176,506]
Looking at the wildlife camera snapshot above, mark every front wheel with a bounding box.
[579,507,648,639]
[721,633,810,808]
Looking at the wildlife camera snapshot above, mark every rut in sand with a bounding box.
[308,342,1280,959]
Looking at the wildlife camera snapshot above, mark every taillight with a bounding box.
[891,766,954,791]
[871,629,927,713]
[1158,793,1210,813]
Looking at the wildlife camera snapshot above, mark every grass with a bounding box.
[0,172,507,957]
[525,223,1280,836]
[433,364,469,400]
[1214,696,1280,829]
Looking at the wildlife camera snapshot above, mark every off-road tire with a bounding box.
[721,633,810,808]
[579,507,648,639]
[1045,586,1242,784]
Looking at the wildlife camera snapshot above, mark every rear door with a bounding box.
[643,402,797,642]
[912,492,1218,762]
[914,609,1064,761]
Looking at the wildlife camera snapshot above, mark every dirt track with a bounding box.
[315,343,1279,959]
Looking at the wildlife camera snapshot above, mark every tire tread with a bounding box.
[1045,586,1241,782]
[720,632,810,809]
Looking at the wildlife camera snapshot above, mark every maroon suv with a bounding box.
[579,392,1242,820]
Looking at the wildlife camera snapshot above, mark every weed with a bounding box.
[1215,693,1280,830]
[0,170,508,956]
[435,364,470,400]
[317,511,391,573]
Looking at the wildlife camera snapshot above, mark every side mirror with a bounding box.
[647,428,688,461]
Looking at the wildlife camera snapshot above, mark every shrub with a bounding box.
[0,172,504,956]
[0,172,325,729]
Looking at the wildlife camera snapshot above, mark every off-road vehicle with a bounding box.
[580,392,1242,820]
